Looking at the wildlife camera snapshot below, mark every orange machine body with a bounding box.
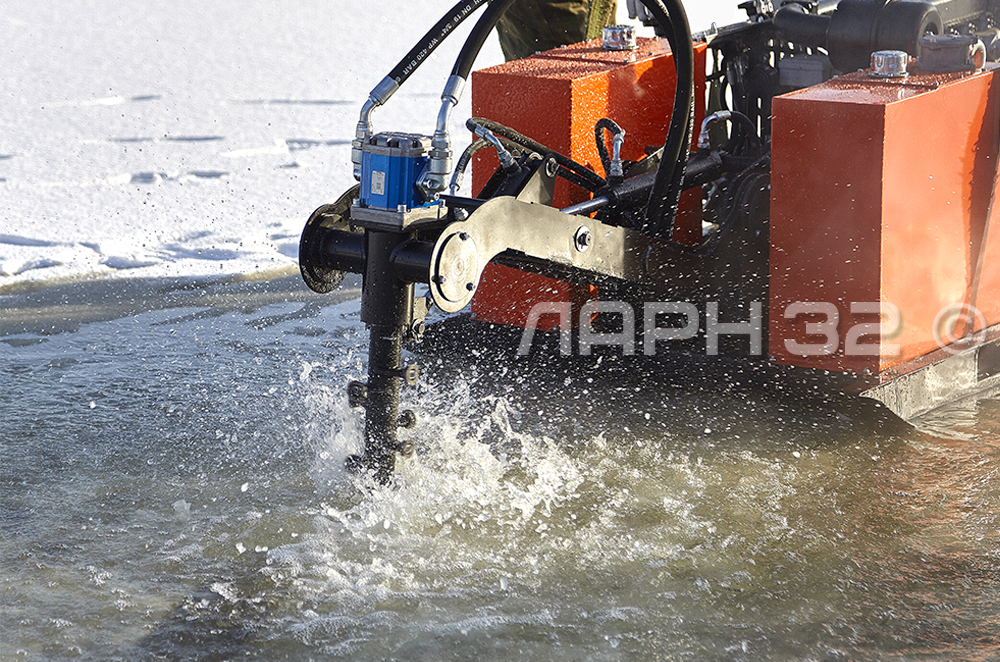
[770,67,1000,375]
[469,37,707,329]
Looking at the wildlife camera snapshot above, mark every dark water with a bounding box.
[3,279,1000,661]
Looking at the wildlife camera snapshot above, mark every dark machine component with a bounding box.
[299,186,365,294]
[774,0,1000,73]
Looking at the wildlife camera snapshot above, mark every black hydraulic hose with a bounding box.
[451,0,519,80]
[387,0,489,85]
[468,117,607,190]
[640,0,694,239]
[453,138,491,180]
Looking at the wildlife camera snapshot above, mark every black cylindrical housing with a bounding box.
[361,231,415,328]
[299,202,365,294]
[827,0,942,72]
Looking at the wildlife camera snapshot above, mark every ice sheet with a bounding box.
[0,0,744,291]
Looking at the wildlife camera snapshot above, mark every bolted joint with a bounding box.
[398,410,417,429]
[372,363,420,386]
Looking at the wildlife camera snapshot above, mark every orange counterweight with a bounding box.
[770,67,1000,374]
[469,37,707,329]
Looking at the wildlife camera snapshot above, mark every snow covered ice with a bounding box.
[0,0,742,292]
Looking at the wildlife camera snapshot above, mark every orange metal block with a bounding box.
[770,67,1000,374]
[469,37,707,328]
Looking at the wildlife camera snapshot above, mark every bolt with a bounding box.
[545,158,558,178]
[398,410,417,429]
[459,232,470,241]
[432,274,446,284]
[466,282,475,291]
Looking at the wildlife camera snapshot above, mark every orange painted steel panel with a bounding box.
[469,38,707,328]
[770,68,1000,374]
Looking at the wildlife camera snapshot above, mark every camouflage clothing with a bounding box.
[495,0,619,61]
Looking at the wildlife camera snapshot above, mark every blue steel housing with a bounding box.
[360,132,432,210]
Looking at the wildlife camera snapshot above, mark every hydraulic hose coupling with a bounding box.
[352,76,400,181]
[419,75,466,199]
[474,125,517,172]
[596,118,626,183]
[609,130,625,180]
[698,111,733,150]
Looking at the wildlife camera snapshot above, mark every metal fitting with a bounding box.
[419,75,466,199]
[473,125,517,171]
[352,76,400,180]
[698,110,733,150]
[869,50,909,78]
[609,130,625,180]
[918,34,987,73]
[602,25,637,51]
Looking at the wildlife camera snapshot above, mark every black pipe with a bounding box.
[773,3,831,47]
[451,0,520,80]
[355,230,416,483]
[318,230,366,274]
[561,151,726,215]
[388,0,489,85]
[362,328,404,483]
[640,0,694,240]
[390,239,435,283]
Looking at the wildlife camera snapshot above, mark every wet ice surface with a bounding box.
[5,0,1000,659]
[4,283,1000,661]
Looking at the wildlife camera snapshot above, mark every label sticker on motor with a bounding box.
[371,170,386,196]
